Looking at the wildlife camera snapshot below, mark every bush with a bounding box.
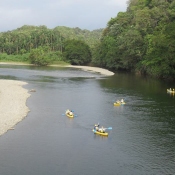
[63,39,91,65]
[29,47,50,66]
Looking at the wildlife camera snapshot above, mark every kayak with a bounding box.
[167,89,175,94]
[114,102,126,106]
[66,113,74,118]
[66,112,74,118]
[65,109,74,118]
[92,129,108,136]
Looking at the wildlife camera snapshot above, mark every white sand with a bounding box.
[66,65,115,76]
[0,80,30,136]
[0,62,114,76]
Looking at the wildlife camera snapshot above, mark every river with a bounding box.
[0,65,175,175]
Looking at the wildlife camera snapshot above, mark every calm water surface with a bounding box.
[0,65,175,175]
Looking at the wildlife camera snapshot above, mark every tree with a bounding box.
[63,39,91,65]
[29,46,50,66]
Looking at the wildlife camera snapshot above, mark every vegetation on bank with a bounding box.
[1,0,175,81]
[0,25,101,66]
[92,0,175,81]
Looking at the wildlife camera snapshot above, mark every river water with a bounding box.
[0,65,175,175]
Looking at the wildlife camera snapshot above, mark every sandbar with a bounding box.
[65,65,115,76]
[0,79,30,136]
[0,62,115,76]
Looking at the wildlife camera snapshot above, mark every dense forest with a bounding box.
[0,0,175,81]
[93,0,175,81]
[0,25,102,65]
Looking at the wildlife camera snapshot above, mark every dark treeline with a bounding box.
[93,0,175,81]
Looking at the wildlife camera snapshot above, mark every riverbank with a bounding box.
[0,80,30,136]
[0,62,115,76]
[64,65,114,76]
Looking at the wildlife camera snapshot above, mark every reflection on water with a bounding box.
[0,65,175,175]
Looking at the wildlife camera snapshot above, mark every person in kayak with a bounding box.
[66,109,70,114]
[94,123,100,131]
[121,99,124,103]
[69,111,73,116]
[66,109,73,115]
[116,100,120,104]
[98,126,105,133]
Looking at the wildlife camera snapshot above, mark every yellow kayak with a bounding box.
[114,102,126,106]
[66,113,74,118]
[167,89,175,94]
[65,110,74,118]
[92,129,108,136]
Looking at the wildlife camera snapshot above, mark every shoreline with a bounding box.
[64,65,114,76]
[0,80,31,136]
[0,62,115,76]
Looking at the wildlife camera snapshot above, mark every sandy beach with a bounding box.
[65,65,115,76]
[0,80,30,136]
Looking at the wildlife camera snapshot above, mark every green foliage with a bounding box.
[92,0,175,80]
[63,39,92,65]
[0,26,64,55]
[47,51,63,62]
[0,25,102,66]
[0,25,102,55]
[92,36,119,69]
[53,26,102,49]
[0,53,30,62]
[141,21,175,78]
[29,47,50,66]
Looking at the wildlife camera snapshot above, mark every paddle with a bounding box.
[104,127,112,130]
